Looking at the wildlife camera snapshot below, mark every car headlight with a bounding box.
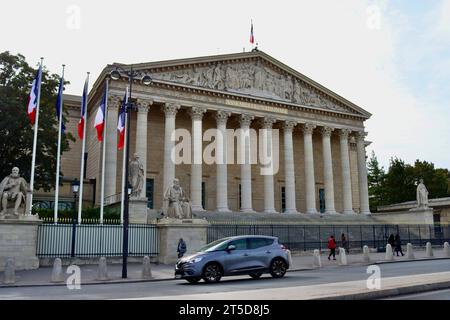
[188,257,203,263]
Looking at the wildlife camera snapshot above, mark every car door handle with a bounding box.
[265,251,271,254]
[243,253,249,257]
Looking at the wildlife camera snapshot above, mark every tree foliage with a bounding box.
[0,51,75,191]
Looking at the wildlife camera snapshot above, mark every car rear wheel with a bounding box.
[249,272,263,279]
[202,262,223,283]
[186,277,201,284]
[269,258,287,278]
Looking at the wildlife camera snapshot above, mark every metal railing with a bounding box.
[207,224,450,252]
[36,224,159,257]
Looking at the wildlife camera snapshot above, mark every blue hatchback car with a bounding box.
[175,235,290,283]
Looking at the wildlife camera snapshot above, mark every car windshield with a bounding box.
[199,238,231,252]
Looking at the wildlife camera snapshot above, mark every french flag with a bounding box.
[27,67,42,125]
[94,85,108,141]
[117,89,128,150]
[78,77,88,140]
[55,76,66,133]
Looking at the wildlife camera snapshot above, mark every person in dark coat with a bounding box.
[341,233,349,254]
[388,234,395,248]
[328,235,337,260]
[394,233,404,256]
[177,238,187,258]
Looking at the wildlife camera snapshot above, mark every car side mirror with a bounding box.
[226,244,236,252]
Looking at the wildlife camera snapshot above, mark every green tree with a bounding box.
[384,158,416,204]
[367,151,386,211]
[0,51,74,191]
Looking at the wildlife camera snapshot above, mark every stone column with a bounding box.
[321,126,337,214]
[283,121,298,214]
[303,123,318,214]
[356,131,371,215]
[189,107,207,211]
[339,129,355,214]
[162,103,180,200]
[260,117,277,213]
[136,99,153,199]
[215,110,231,212]
[239,114,255,213]
[105,96,120,199]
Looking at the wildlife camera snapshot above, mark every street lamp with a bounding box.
[71,178,80,258]
[109,66,152,279]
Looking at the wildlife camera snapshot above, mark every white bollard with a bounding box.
[3,258,15,284]
[426,242,433,257]
[444,242,450,258]
[142,256,152,279]
[97,257,108,281]
[51,258,64,282]
[385,244,394,261]
[286,249,293,268]
[338,248,348,265]
[363,245,370,263]
[313,249,322,268]
[406,243,415,259]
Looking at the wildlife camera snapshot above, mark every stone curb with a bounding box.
[316,280,450,300]
[373,257,450,265]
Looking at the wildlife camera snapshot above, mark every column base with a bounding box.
[324,210,338,215]
[240,208,256,213]
[343,210,357,215]
[216,208,232,213]
[361,210,372,215]
[264,209,278,214]
[191,205,205,212]
[283,209,300,214]
[305,209,318,214]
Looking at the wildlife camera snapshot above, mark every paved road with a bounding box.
[0,260,449,300]
[385,288,450,300]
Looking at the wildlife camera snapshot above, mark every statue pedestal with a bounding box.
[0,217,42,271]
[157,218,210,264]
[129,198,149,224]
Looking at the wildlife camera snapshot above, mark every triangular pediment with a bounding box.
[117,51,371,118]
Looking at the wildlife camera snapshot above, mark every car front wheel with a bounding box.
[269,258,287,278]
[202,262,223,283]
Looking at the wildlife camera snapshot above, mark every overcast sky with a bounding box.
[1,0,449,170]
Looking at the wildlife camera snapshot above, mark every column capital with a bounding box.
[259,116,276,129]
[283,120,298,132]
[239,113,254,127]
[108,95,121,111]
[136,98,153,113]
[321,126,334,138]
[355,131,368,142]
[215,110,231,125]
[339,128,352,139]
[302,123,316,135]
[162,102,180,117]
[189,106,207,120]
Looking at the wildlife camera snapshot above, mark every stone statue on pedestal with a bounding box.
[416,179,429,209]
[0,167,29,218]
[163,179,192,219]
[129,153,144,199]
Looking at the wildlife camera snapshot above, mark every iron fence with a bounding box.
[207,224,450,252]
[36,224,159,257]
[40,217,121,224]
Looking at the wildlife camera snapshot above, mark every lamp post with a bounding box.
[71,178,80,258]
[110,66,152,279]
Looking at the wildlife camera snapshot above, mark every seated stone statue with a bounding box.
[0,167,29,218]
[163,178,192,219]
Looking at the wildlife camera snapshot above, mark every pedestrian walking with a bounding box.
[388,234,395,250]
[177,238,187,259]
[328,235,337,260]
[341,233,349,254]
[394,233,404,256]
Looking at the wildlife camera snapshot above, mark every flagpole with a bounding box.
[28,58,44,216]
[99,79,109,224]
[78,73,90,225]
[120,87,129,225]
[54,65,65,224]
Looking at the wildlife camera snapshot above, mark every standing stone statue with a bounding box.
[416,179,429,209]
[0,167,29,218]
[163,178,192,219]
[129,153,144,199]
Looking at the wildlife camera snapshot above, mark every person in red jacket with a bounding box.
[328,235,337,260]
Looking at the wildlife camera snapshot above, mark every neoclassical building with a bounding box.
[36,50,372,216]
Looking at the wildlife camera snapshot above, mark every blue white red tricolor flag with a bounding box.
[117,89,128,150]
[55,76,66,133]
[94,85,108,141]
[27,66,42,125]
[250,21,254,44]
[78,77,89,139]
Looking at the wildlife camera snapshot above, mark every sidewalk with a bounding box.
[1,248,448,287]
